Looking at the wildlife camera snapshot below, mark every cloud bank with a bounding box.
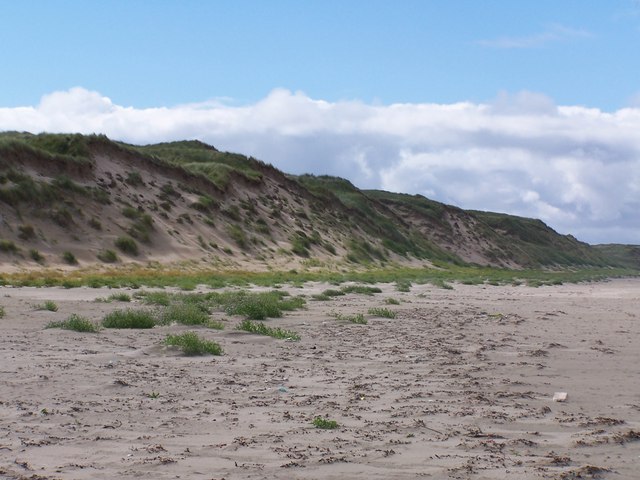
[1,87,639,244]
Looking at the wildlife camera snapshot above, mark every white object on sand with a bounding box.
[553,392,568,402]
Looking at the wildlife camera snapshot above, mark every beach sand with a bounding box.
[0,278,638,479]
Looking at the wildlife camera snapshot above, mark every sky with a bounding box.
[1,0,639,244]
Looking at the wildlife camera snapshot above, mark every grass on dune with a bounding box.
[0,263,636,291]
[102,309,157,329]
[237,319,301,340]
[164,331,223,356]
[46,314,99,332]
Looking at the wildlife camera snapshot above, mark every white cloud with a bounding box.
[1,86,640,245]
[476,23,592,49]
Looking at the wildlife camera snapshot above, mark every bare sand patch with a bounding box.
[0,279,638,479]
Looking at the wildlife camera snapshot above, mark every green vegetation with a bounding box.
[46,314,99,333]
[220,290,305,320]
[237,319,300,340]
[0,239,18,253]
[36,300,58,312]
[341,285,382,295]
[97,249,119,263]
[0,306,5,318]
[385,297,400,305]
[125,171,144,186]
[368,307,397,318]
[160,303,210,326]
[312,417,339,429]
[18,224,36,240]
[61,251,78,265]
[395,280,412,292]
[115,236,139,256]
[102,309,156,329]
[164,331,223,356]
[108,293,131,302]
[333,312,367,324]
[227,224,248,249]
[29,249,45,264]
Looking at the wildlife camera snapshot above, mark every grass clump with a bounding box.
[368,307,396,319]
[108,293,131,302]
[341,285,382,295]
[29,249,45,264]
[334,312,367,324]
[115,236,139,256]
[161,303,210,326]
[237,319,300,340]
[164,331,223,356]
[0,306,4,318]
[36,300,58,312]
[102,309,156,329]
[395,280,412,292]
[46,314,99,332]
[136,290,172,306]
[312,417,339,429]
[0,239,19,253]
[385,297,400,305]
[97,249,119,263]
[221,290,304,320]
[61,251,78,265]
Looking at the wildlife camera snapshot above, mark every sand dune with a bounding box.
[0,279,638,479]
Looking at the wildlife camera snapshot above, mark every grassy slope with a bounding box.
[0,132,633,271]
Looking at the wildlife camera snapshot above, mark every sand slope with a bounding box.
[0,279,639,479]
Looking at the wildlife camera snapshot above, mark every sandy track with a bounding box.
[0,279,639,479]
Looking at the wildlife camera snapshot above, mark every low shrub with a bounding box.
[102,309,156,328]
[61,251,78,265]
[97,249,119,263]
[312,417,339,429]
[367,307,396,319]
[237,319,300,340]
[46,314,99,333]
[164,331,223,356]
[115,236,139,256]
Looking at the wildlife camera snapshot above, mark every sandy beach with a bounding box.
[0,278,639,479]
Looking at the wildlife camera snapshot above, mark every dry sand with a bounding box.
[0,279,639,479]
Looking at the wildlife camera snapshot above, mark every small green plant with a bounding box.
[136,290,171,306]
[0,239,19,253]
[368,307,396,318]
[341,285,382,295]
[46,314,99,332]
[205,319,225,330]
[237,319,300,340]
[29,249,45,264]
[160,303,210,326]
[125,171,144,186]
[164,331,223,356]
[312,416,339,429]
[36,300,58,312]
[385,297,400,305]
[88,217,102,230]
[97,249,119,263]
[0,306,5,318]
[147,391,160,399]
[395,280,412,292]
[18,224,36,240]
[61,251,78,265]
[102,309,156,329]
[115,236,139,256]
[108,293,131,302]
[333,312,367,324]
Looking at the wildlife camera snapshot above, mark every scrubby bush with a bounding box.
[115,236,139,256]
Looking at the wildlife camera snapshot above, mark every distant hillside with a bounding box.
[0,132,629,271]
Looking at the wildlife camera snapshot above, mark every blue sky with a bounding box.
[2,0,638,109]
[1,1,640,244]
